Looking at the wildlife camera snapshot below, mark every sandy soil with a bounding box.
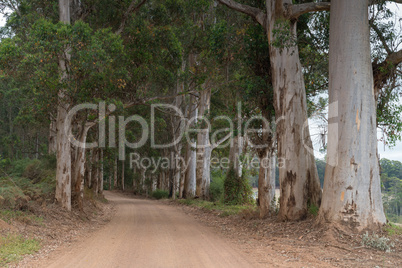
[26,191,258,268]
[17,191,402,268]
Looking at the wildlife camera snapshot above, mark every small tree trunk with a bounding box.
[48,119,57,154]
[91,149,99,195]
[318,0,386,229]
[196,89,211,199]
[114,155,118,189]
[99,149,103,195]
[121,160,125,191]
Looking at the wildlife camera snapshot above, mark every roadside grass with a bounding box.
[0,210,43,225]
[177,199,256,217]
[384,223,402,236]
[0,234,40,266]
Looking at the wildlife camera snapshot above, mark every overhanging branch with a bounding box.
[217,0,266,26]
[286,2,330,19]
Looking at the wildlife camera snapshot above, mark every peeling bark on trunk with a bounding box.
[71,123,90,210]
[318,0,386,229]
[55,104,72,211]
[55,0,72,211]
[217,0,322,221]
[258,150,276,218]
[265,0,321,221]
[257,120,276,218]
[196,89,211,199]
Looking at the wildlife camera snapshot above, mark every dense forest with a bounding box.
[0,0,401,231]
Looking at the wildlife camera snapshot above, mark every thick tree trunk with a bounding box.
[265,0,321,221]
[55,104,72,210]
[71,123,90,210]
[318,0,386,229]
[258,150,276,218]
[55,0,72,211]
[257,119,276,218]
[196,89,211,199]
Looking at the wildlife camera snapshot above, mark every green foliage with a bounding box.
[209,170,225,202]
[0,234,41,266]
[384,223,402,236]
[308,203,319,217]
[223,168,253,205]
[380,158,402,223]
[151,189,169,200]
[272,19,297,51]
[176,199,255,217]
[0,209,43,225]
[361,232,394,252]
[0,159,55,209]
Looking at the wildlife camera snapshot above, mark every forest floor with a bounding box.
[168,199,402,268]
[3,191,401,267]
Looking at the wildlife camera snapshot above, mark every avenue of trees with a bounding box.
[0,0,401,229]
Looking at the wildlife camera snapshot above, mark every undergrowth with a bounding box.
[177,199,256,217]
[0,234,40,266]
[361,232,395,252]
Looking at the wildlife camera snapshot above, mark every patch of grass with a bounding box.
[177,199,255,217]
[308,203,319,216]
[0,234,40,266]
[384,223,402,236]
[361,232,395,252]
[151,189,169,200]
[0,210,43,225]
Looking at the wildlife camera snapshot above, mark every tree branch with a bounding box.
[115,0,147,35]
[212,132,232,150]
[369,20,392,54]
[217,0,266,27]
[286,2,330,19]
[369,0,402,4]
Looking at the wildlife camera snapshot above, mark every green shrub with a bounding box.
[223,168,253,205]
[361,232,395,252]
[151,189,169,199]
[0,234,40,266]
[210,170,225,202]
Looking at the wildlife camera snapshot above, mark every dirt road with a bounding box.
[40,191,258,268]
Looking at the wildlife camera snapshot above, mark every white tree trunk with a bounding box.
[48,119,57,154]
[266,0,321,220]
[121,160,125,191]
[71,124,90,210]
[55,0,72,211]
[318,0,386,229]
[114,155,118,189]
[196,89,211,199]
[229,136,243,178]
[258,150,276,218]
[99,148,104,195]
